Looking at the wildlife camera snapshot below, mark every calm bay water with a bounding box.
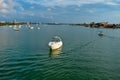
[0,25,120,80]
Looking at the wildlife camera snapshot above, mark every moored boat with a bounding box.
[28,25,34,29]
[38,27,40,29]
[13,25,19,31]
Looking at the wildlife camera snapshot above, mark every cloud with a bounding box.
[0,0,21,14]
[20,0,120,8]
[0,9,9,14]
[30,6,34,9]
[39,0,120,7]
[105,1,119,6]
[22,0,42,5]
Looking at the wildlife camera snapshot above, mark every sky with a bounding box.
[0,0,120,23]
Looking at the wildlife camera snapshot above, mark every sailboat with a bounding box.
[27,22,34,29]
[28,25,34,29]
[13,25,19,31]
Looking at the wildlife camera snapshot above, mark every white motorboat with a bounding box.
[98,31,103,36]
[48,36,63,50]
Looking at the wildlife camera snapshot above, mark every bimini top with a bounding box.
[51,36,62,42]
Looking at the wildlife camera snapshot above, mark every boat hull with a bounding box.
[98,33,103,36]
[13,27,19,31]
[49,41,63,50]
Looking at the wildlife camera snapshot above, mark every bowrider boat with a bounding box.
[98,31,103,36]
[48,36,63,50]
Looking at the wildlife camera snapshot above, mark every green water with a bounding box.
[0,25,120,80]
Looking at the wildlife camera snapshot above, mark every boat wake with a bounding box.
[104,35,120,40]
[64,39,99,53]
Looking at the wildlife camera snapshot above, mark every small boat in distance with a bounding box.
[48,36,63,50]
[13,25,19,31]
[28,25,34,29]
[98,31,103,36]
[38,27,40,29]
[9,25,12,28]
[27,22,34,29]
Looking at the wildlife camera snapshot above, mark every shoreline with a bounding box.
[0,22,120,28]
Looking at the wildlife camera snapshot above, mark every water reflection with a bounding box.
[49,47,62,57]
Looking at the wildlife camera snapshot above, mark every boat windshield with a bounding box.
[51,36,61,42]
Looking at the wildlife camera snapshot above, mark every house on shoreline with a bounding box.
[90,22,120,28]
